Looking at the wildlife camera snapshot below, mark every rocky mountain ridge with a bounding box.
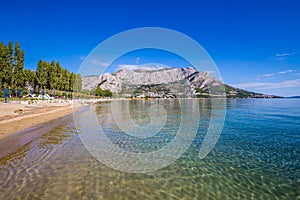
[82,67,280,98]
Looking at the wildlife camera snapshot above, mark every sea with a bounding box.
[0,98,299,199]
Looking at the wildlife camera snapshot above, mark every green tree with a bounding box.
[36,60,48,89]
[0,41,83,93]
[69,72,75,91]
[93,87,113,97]
[74,73,82,92]
[12,41,25,89]
[60,68,70,91]
[48,61,56,89]
[4,41,14,88]
[56,62,63,90]
[0,42,5,88]
[103,89,113,97]
[24,69,36,89]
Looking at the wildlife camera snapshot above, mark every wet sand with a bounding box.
[0,112,75,161]
[0,102,75,140]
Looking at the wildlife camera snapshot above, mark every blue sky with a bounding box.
[0,0,299,96]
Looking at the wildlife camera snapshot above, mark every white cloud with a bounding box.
[258,73,275,77]
[89,59,110,67]
[274,52,295,60]
[117,64,170,71]
[278,69,296,74]
[276,53,291,57]
[232,79,300,89]
[257,69,296,78]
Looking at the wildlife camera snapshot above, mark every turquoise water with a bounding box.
[0,99,299,199]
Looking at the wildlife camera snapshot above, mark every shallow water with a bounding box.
[0,99,299,199]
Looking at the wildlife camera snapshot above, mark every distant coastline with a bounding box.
[285,96,300,98]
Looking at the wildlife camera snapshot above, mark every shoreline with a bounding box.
[0,98,115,140]
[0,102,75,140]
[0,112,75,160]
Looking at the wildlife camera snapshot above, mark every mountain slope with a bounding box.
[82,67,281,98]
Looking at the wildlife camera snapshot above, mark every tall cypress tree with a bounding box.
[36,60,48,89]
[74,73,82,92]
[61,69,70,91]
[13,41,25,89]
[0,42,5,88]
[45,61,51,89]
[48,61,56,89]
[69,72,75,91]
[5,41,14,88]
[56,61,63,90]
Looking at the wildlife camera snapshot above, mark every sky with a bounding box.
[0,0,299,96]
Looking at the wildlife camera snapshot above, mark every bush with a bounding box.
[93,87,113,97]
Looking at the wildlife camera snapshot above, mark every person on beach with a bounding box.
[4,89,8,103]
[18,90,21,103]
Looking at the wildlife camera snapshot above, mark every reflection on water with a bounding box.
[0,99,299,199]
[96,99,201,152]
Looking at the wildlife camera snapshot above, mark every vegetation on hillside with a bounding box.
[80,87,113,98]
[195,84,281,98]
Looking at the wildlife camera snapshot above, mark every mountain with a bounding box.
[286,96,300,98]
[82,67,281,98]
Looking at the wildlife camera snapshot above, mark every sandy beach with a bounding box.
[0,101,75,140]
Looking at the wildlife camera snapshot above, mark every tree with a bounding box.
[93,87,112,97]
[36,60,48,89]
[0,41,83,93]
[48,61,56,89]
[74,73,82,92]
[103,89,113,97]
[61,68,70,91]
[56,62,63,90]
[0,42,5,88]
[24,69,36,89]
[4,41,14,88]
[69,72,75,91]
[12,41,25,89]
